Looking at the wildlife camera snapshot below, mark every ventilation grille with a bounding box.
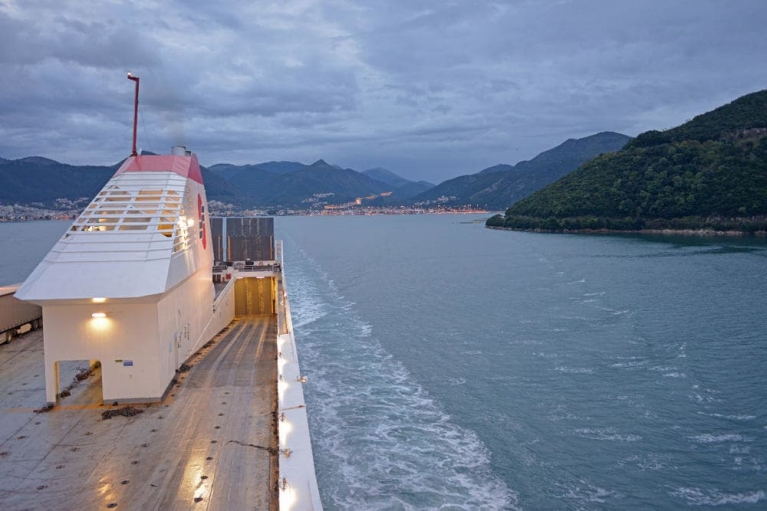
[64,172,196,254]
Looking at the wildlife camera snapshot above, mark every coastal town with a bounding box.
[0,197,491,222]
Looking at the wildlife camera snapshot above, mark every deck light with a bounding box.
[92,312,107,318]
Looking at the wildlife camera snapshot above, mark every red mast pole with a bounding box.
[127,73,140,157]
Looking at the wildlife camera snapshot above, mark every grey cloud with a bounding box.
[0,0,766,181]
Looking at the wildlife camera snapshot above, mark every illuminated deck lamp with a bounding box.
[91,312,107,319]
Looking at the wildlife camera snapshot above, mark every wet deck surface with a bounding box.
[0,316,278,510]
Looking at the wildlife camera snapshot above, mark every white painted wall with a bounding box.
[42,303,160,403]
[157,265,225,385]
[199,279,236,352]
[40,263,226,404]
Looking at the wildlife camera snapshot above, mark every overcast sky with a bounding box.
[1,0,765,182]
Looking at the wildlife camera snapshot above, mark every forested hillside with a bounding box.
[489,90,767,233]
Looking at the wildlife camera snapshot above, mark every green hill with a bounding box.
[489,90,767,233]
[413,132,630,210]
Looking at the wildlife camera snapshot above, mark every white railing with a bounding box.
[277,269,322,510]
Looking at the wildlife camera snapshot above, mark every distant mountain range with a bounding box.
[0,131,631,212]
[0,154,436,210]
[361,168,435,199]
[414,132,631,210]
[490,89,767,232]
[204,159,434,206]
[0,157,117,206]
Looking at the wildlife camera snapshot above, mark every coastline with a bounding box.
[1,209,492,222]
[486,226,767,237]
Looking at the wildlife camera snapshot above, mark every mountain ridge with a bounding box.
[413,131,631,210]
[489,90,767,232]
[1,132,631,212]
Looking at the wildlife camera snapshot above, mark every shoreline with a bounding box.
[486,226,767,237]
[0,210,493,223]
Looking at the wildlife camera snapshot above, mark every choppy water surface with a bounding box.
[2,217,766,509]
[276,215,767,510]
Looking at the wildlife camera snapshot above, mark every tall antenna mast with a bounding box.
[127,72,140,156]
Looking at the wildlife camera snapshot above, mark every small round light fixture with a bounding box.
[92,297,106,303]
[92,312,107,318]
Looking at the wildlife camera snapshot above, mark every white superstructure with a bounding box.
[16,149,234,403]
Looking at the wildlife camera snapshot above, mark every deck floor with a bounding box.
[0,316,278,510]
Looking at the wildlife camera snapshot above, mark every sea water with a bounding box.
[2,216,765,510]
[276,215,767,510]
[0,220,71,285]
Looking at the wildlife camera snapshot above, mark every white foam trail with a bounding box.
[671,487,766,506]
[620,454,670,471]
[689,433,752,443]
[698,412,757,421]
[285,241,517,510]
[558,479,617,504]
[610,359,648,369]
[555,366,594,374]
[574,428,642,442]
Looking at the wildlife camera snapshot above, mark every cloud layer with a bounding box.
[1,0,766,181]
